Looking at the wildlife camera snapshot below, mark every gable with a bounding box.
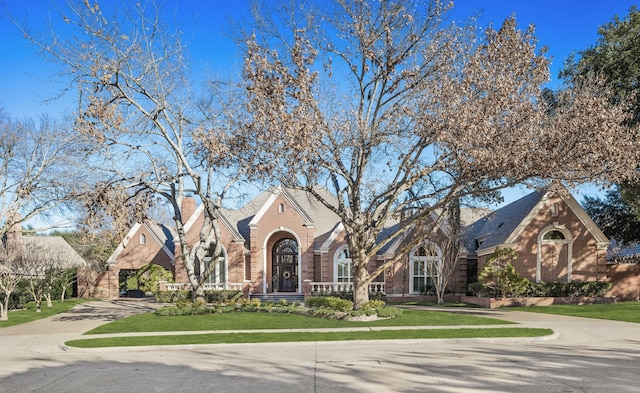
[107,222,175,266]
[466,188,609,257]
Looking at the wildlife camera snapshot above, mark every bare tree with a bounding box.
[0,109,79,239]
[20,236,84,311]
[0,230,23,320]
[235,0,639,308]
[426,199,463,304]
[17,1,245,302]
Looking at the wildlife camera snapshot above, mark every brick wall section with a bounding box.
[478,195,605,283]
[606,263,640,301]
[247,194,315,294]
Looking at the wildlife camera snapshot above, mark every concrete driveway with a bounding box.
[0,300,639,393]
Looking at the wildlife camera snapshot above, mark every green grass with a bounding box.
[510,302,640,323]
[0,299,89,328]
[396,301,481,308]
[67,327,552,348]
[85,309,514,335]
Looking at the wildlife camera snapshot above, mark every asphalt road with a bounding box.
[0,300,639,393]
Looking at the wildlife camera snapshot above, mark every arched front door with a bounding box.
[272,238,298,292]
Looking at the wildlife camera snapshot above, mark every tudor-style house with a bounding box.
[79,186,639,302]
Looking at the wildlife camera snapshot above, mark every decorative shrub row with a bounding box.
[305,296,354,312]
[204,290,243,303]
[469,280,612,298]
[155,296,403,319]
[154,290,191,303]
[154,289,243,304]
[309,291,386,301]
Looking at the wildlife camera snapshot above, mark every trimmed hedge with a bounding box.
[305,296,354,312]
[469,280,612,298]
[155,289,243,304]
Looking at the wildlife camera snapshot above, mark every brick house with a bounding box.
[84,186,639,301]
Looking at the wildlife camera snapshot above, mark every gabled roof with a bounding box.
[22,236,87,268]
[464,188,610,257]
[184,204,245,244]
[464,191,544,255]
[107,221,175,265]
[234,186,342,242]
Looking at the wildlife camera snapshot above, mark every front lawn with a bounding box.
[510,302,640,323]
[85,308,514,335]
[0,299,89,328]
[67,327,552,348]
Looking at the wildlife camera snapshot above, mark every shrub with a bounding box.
[361,300,386,310]
[204,290,243,304]
[154,290,191,303]
[524,281,612,298]
[478,248,530,298]
[125,265,173,295]
[155,302,214,316]
[376,306,403,318]
[305,296,353,311]
[309,290,385,302]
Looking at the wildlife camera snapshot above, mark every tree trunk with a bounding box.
[352,258,370,309]
[1,292,10,321]
[192,282,206,304]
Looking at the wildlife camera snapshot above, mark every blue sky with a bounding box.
[0,0,637,206]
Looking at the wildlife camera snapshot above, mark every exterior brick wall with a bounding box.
[606,263,640,301]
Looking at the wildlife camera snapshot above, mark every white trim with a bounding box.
[107,223,141,264]
[536,224,573,283]
[562,192,610,249]
[409,242,442,294]
[319,222,345,252]
[183,204,205,233]
[261,227,302,294]
[333,244,352,283]
[249,190,280,228]
[203,246,228,285]
[106,222,175,265]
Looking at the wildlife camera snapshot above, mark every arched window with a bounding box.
[543,230,566,240]
[334,246,352,283]
[203,243,227,285]
[410,244,440,294]
[139,234,146,244]
[537,226,573,283]
[278,203,285,213]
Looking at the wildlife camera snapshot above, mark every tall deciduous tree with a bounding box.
[17,1,244,302]
[236,0,638,308]
[562,6,640,222]
[0,109,78,238]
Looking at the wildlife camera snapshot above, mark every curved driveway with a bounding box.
[1,300,639,393]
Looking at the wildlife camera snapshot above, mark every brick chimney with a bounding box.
[181,197,196,224]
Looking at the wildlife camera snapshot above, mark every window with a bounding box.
[551,203,559,217]
[204,256,226,284]
[334,246,352,283]
[139,234,146,244]
[203,243,227,285]
[543,230,565,240]
[410,244,440,294]
[278,203,285,213]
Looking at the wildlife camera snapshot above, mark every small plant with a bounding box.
[478,248,529,298]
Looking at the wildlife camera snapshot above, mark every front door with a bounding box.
[272,238,298,292]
